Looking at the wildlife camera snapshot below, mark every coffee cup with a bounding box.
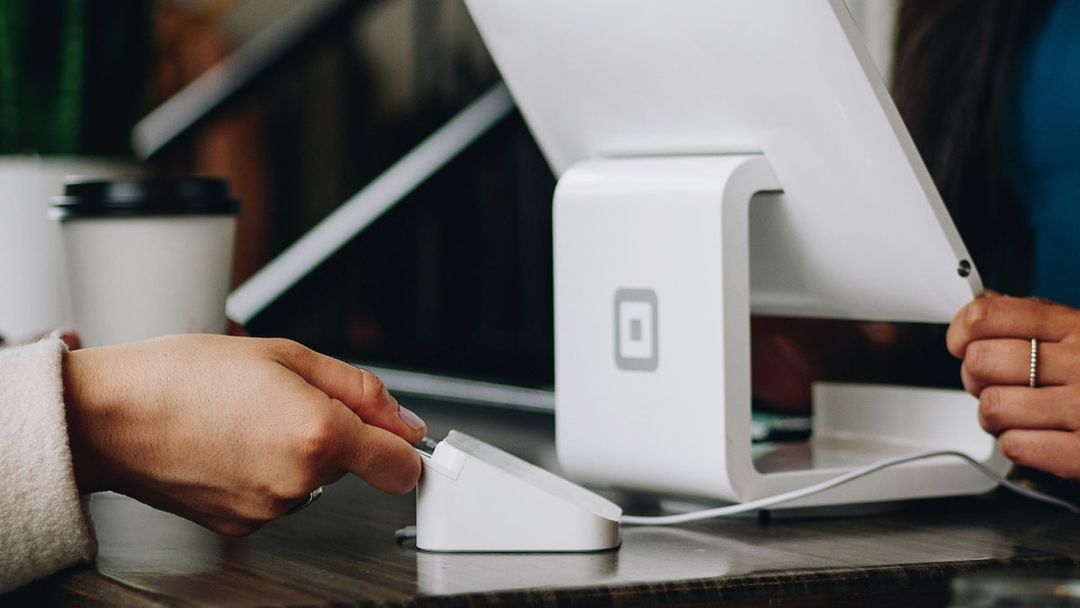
[51,177,240,347]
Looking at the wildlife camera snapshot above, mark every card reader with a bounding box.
[414,431,622,552]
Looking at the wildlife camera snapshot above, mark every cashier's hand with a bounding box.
[62,335,427,535]
[948,294,1080,480]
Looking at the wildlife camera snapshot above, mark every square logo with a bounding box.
[614,288,658,371]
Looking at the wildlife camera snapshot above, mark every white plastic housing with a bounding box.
[554,156,1009,507]
[60,215,236,347]
[415,431,622,552]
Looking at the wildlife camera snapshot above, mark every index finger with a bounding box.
[269,339,427,443]
[946,295,1076,358]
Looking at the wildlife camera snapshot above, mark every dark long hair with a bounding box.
[892,0,1054,292]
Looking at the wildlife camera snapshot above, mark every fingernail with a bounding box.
[398,405,426,430]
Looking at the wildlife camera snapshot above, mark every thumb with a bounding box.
[329,401,421,495]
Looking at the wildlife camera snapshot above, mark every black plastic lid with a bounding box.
[51,177,241,220]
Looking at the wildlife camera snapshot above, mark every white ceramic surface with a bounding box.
[0,158,139,342]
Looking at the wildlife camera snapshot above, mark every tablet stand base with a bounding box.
[553,155,1008,507]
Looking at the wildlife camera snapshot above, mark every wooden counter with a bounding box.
[9,399,1080,606]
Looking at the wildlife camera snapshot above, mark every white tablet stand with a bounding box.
[553,154,1008,507]
[463,0,1012,507]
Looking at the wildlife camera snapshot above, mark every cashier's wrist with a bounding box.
[62,348,122,494]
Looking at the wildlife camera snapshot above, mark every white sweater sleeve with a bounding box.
[0,338,96,593]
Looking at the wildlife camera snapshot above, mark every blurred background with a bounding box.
[0,0,898,391]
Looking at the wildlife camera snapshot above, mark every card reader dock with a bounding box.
[415,431,622,552]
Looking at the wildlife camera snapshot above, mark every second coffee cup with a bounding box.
[52,177,240,348]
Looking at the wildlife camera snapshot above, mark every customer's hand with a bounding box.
[62,335,427,535]
[947,294,1080,479]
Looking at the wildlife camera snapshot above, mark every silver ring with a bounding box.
[1029,338,1039,388]
[287,486,324,515]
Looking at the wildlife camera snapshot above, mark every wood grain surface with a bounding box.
[6,399,1080,607]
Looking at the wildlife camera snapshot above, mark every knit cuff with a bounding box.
[0,338,96,592]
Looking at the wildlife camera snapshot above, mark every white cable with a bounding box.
[395,525,418,543]
[395,450,1076,545]
[620,450,1080,526]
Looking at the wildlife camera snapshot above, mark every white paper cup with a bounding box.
[0,158,140,342]
[52,177,239,348]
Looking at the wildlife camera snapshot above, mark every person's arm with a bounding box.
[62,334,427,536]
[1,333,426,593]
[0,338,95,593]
